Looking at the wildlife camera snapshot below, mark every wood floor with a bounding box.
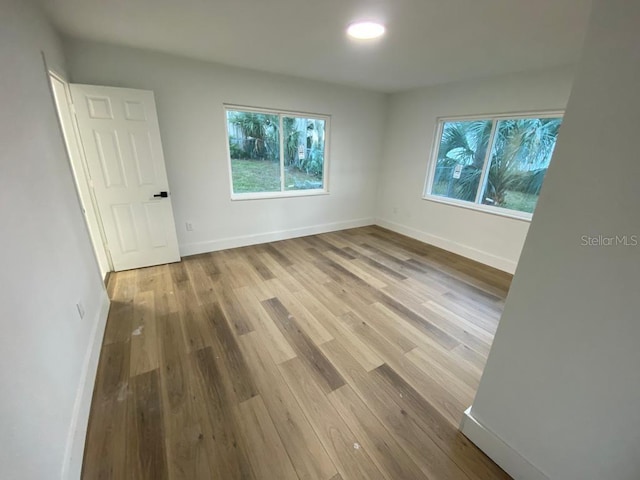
[83,226,513,480]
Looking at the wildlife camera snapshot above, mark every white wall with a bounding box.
[0,0,109,479]
[465,0,640,478]
[63,40,387,256]
[376,67,575,273]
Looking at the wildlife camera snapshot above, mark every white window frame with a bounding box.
[423,110,564,221]
[224,104,331,201]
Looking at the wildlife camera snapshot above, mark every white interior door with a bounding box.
[70,84,180,271]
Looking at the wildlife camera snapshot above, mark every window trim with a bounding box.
[422,109,564,221]
[223,104,331,201]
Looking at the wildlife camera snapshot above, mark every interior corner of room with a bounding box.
[2,0,639,479]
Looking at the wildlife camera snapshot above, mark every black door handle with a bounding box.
[153,191,168,198]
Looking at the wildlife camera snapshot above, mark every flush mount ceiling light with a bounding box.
[347,21,386,40]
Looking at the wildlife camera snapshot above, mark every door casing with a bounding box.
[48,70,112,278]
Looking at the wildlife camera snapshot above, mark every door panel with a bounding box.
[112,204,138,253]
[70,84,180,271]
[143,202,172,248]
[93,129,126,187]
[130,132,156,186]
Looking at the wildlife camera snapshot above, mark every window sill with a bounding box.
[231,189,329,201]
[422,194,533,222]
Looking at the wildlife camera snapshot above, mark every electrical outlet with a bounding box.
[185,222,193,231]
[76,302,85,319]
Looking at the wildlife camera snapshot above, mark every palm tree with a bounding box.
[228,111,279,160]
[439,118,561,206]
[482,118,561,206]
[283,116,302,166]
[436,120,492,201]
[283,118,325,177]
[439,120,493,169]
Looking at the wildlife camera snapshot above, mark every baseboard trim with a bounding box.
[179,217,375,257]
[61,290,110,480]
[374,218,518,274]
[461,407,549,480]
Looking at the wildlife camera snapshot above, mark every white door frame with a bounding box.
[48,69,113,278]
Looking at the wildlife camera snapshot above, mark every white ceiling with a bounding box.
[40,0,592,92]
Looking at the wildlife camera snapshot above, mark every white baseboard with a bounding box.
[461,407,549,480]
[61,290,111,480]
[179,217,375,257]
[374,218,518,274]
[179,217,518,273]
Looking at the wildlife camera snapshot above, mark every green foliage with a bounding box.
[482,118,560,206]
[436,117,561,210]
[522,168,547,195]
[227,111,279,161]
[501,190,538,213]
[227,111,325,178]
[283,116,301,164]
[456,166,482,201]
[299,146,324,177]
[508,168,548,195]
[283,117,325,177]
[439,120,493,168]
[228,142,245,159]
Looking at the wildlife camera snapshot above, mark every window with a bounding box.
[225,106,329,199]
[425,112,563,219]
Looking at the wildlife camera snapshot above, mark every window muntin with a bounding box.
[225,107,329,199]
[426,113,562,218]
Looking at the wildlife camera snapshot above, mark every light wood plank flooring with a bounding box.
[83,226,512,480]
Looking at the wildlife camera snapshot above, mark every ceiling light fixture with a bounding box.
[347,21,386,40]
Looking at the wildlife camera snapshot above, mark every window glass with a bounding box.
[427,114,562,217]
[283,116,326,191]
[227,110,281,194]
[225,108,328,197]
[480,118,562,213]
[431,120,493,202]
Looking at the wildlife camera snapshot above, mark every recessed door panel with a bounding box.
[112,204,138,253]
[71,84,180,271]
[143,202,170,248]
[93,129,126,188]
[129,131,156,186]
[86,96,113,119]
[124,100,146,121]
